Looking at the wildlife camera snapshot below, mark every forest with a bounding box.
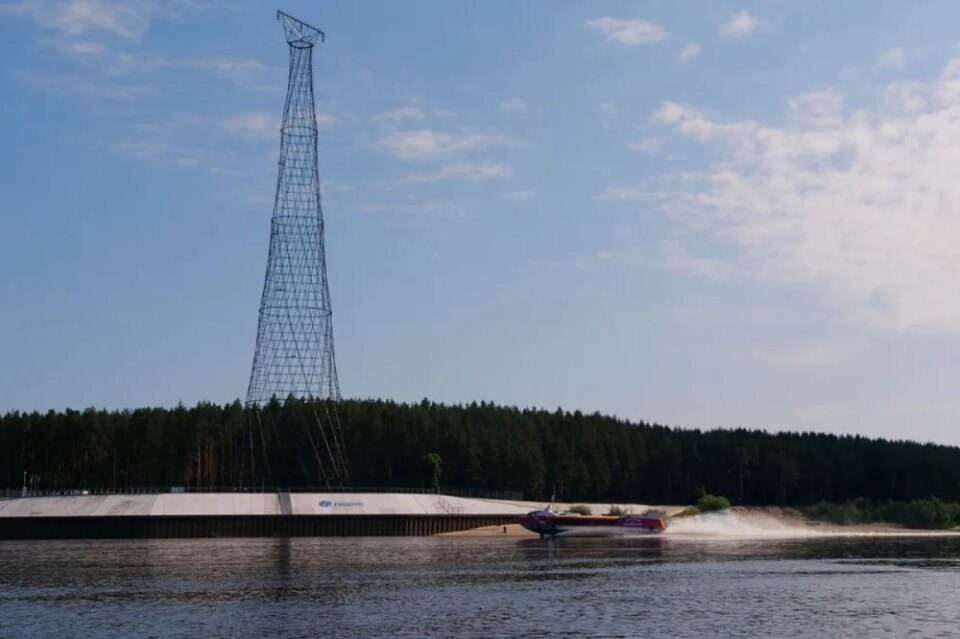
[2,398,960,506]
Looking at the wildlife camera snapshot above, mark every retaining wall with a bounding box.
[0,513,519,539]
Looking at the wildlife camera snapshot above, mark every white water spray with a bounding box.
[663,510,958,539]
[665,510,821,539]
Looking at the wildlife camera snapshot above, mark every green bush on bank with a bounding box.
[805,497,960,529]
[567,504,592,515]
[696,493,732,513]
[689,487,731,513]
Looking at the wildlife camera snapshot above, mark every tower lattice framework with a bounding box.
[246,11,347,487]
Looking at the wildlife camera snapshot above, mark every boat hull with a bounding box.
[520,512,666,538]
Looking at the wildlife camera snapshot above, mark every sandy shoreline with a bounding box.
[439,523,537,537]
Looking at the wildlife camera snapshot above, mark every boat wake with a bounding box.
[665,511,820,539]
[663,510,959,539]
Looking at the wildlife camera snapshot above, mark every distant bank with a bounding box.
[4,399,960,507]
[3,494,957,540]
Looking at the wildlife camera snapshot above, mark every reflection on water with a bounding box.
[1,535,959,638]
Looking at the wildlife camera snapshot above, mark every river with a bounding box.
[2,523,959,638]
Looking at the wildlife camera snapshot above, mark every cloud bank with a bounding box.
[652,60,960,333]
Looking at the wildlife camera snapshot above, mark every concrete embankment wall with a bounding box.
[0,493,529,539]
[0,514,519,539]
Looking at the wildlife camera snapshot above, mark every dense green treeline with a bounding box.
[3,398,960,505]
[806,497,960,529]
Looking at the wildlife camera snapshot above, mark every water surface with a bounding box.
[2,534,959,638]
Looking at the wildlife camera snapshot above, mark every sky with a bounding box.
[4,1,960,445]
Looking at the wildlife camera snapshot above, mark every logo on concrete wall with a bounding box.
[318,499,363,508]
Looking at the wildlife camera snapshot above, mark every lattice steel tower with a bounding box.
[246,11,347,486]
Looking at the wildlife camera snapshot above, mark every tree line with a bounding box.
[2,398,960,505]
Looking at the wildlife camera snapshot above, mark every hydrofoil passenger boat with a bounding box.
[519,506,667,538]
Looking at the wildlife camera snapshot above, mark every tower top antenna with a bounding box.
[277,10,324,46]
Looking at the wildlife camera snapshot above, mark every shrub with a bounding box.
[567,504,592,515]
[696,493,731,513]
[805,501,869,525]
[882,497,953,529]
[947,502,960,527]
[605,505,628,517]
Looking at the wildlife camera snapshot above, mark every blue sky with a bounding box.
[4,1,960,445]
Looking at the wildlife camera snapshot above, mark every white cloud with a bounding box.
[433,109,457,119]
[594,187,651,203]
[595,241,731,281]
[597,102,619,128]
[373,107,426,123]
[221,112,279,140]
[6,2,269,92]
[114,138,199,166]
[3,0,156,40]
[595,249,629,262]
[876,47,906,71]
[679,43,701,63]
[22,72,149,99]
[178,57,274,90]
[884,81,927,112]
[720,10,757,39]
[112,113,275,199]
[398,162,511,183]
[221,111,332,139]
[654,99,756,141]
[30,40,274,89]
[658,240,731,281]
[653,58,960,333]
[499,98,528,113]
[358,200,468,225]
[373,129,508,160]
[747,343,854,368]
[501,189,539,202]
[112,112,214,170]
[786,89,844,123]
[584,17,666,45]
[627,137,664,154]
[315,111,336,127]
[433,162,510,180]
[58,39,104,54]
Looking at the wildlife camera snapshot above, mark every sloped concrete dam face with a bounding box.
[0,494,527,540]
